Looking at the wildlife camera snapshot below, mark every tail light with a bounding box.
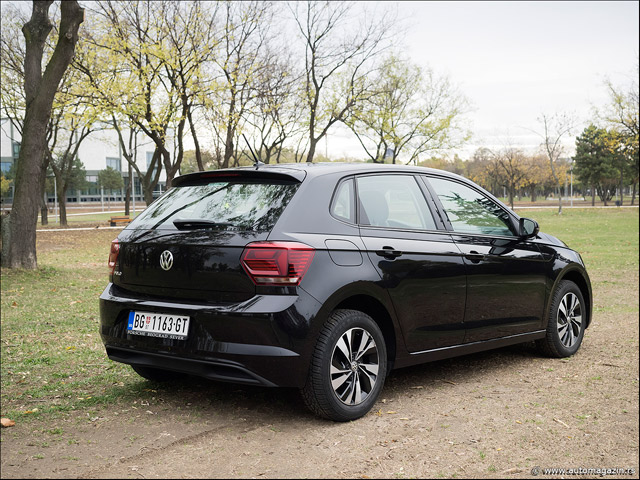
[241,241,315,286]
[108,239,120,275]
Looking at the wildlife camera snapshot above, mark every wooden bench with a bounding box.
[110,215,130,226]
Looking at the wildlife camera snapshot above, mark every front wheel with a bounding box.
[537,280,586,357]
[301,309,387,422]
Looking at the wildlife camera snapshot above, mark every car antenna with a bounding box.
[243,134,264,168]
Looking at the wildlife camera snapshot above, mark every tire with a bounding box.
[536,280,586,358]
[131,365,183,382]
[301,309,387,422]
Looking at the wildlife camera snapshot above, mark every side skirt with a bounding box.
[394,330,546,369]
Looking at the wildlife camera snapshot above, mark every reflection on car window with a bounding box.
[331,179,354,223]
[356,175,436,230]
[129,181,299,232]
[428,177,515,236]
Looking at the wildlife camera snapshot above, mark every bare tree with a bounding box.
[344,53,469,164]
[211,1,273,169]
[289,1,395,163]
[534,113,575,214]
[162,1,220,174]
[2,1,84,269]
[245,52,305,164]
[2,3,53,225]
[487,147,529,209]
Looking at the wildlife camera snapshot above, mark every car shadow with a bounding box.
[121,342,544,422]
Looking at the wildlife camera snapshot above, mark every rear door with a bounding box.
[423,175,547,342]
[356,174,467,352]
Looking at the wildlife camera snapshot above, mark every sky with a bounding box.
[328,1,640,161]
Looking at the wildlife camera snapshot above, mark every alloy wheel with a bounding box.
[557,292,583,348]
[330,327,380,405]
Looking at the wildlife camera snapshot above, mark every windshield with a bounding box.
[128,180,299,232]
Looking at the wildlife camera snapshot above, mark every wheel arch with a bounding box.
[550,266,593,328]
[333,294,398,369]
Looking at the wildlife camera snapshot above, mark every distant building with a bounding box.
[0,117,167,205]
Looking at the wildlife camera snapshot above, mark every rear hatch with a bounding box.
[113,169,303,303]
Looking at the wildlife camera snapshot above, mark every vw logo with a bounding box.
[159,250,174,271]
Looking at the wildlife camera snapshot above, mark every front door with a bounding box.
[424,176,547,342]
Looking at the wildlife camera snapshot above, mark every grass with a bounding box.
[518,208,639,279]
[1,208,638,422]
[37,211,143,227]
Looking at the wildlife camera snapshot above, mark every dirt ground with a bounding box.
[1,247,638,478]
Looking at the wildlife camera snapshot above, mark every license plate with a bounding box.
[127,311,190,339]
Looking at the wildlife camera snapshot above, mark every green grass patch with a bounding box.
[518,208,639,279]
[1,208,638,421]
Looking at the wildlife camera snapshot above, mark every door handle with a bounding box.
[376,246,403,260]
[464,250,485,263]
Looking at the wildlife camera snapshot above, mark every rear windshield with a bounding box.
[128,180,299,232]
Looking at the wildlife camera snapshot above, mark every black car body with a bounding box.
[100,163,592,421]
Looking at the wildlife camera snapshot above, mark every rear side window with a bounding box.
[129,180,299,232]
[330,178,355,223]
[356,175,436,230]
[427,177,516,236]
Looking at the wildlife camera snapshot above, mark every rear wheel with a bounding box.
[131,365,182,382]
[537,280,586,357]
[302,309,387,421]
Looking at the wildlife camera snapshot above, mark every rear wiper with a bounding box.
[172,219,235,230]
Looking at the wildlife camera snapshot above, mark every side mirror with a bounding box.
[519,218,539,238]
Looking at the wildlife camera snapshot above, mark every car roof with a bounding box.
[211,162,468,181]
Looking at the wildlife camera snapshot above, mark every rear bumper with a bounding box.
[99,283,322,387]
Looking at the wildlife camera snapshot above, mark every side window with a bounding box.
[330,178,355,223]
[427,177,516,236]
[356,175,436,230]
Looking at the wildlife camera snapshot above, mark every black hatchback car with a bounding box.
[100,163,592,421]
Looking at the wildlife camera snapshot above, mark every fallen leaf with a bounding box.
[1,418,16,428]
[410,385,424,389]
[11,302,17,308]
[69,300,82,305]
[515,420,522,424]
[386,411,397,414]
[399,417,409,420]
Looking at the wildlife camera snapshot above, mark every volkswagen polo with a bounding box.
[100,163,592,421]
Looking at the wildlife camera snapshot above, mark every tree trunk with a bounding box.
[531,188,537,203]
[306,137,318,163]
[557,186,563,214]
[40,202,48,226]
[40,176,48,225]
[2,1,84,268]
[591,184,595,206]
[620,168,625,206]
[124,162,132,216]
[187,109,204,171]
[57,183,67,226]
[632,181,637,206]
[143,184,154,206]
[223,96,237,169]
